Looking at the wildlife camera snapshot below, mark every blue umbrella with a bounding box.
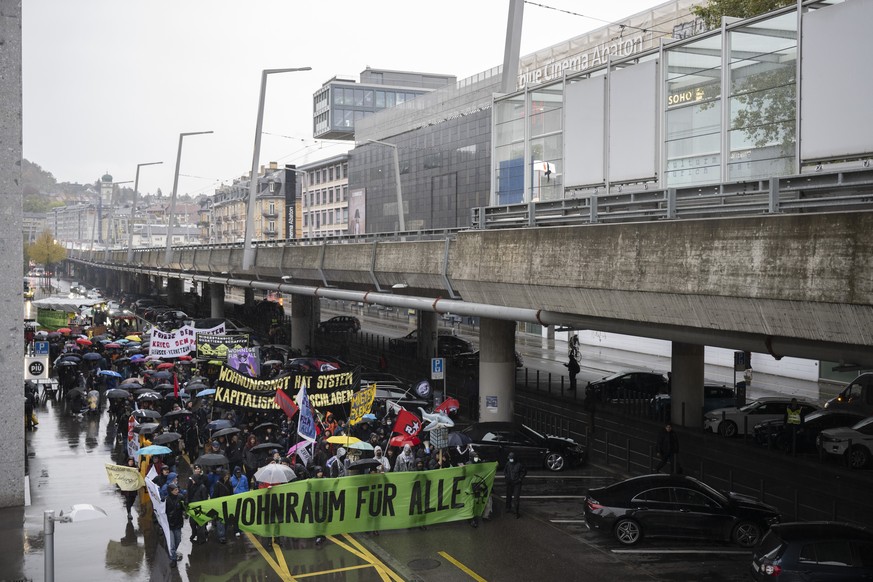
[83,352,103,361]
[134,445,172,457]
[206,419,233,431]
[196,388,216,398]
[362,413,377,421]
[98,370,122,378]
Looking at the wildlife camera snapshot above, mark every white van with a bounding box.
[824,372,873,416]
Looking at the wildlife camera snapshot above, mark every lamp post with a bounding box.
[165,131,213,264]
[44,504,107,582]
[287,167,308,239]
[128,161,163,263]
[243,67,311,270]
[367,139,405,232]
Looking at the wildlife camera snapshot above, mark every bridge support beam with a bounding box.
[209,283,225,319]
[417,311,438,359]
[478,317,517,422]
[167,278,183,306]
[119,271,129,294]
[244,288,255,308]
[291,295,317,354]
[670,342,705,429]
[103,269,112,293]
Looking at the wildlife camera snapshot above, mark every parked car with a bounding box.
[460,422,585,472]
[651,384,737,420]
[753,409,868,452]
[317,316,360,333]
[751,521,873,581]
[817,416,873,469]
[586,370,669,402]
[824,372,873,416]
[584,474,780,547]
[453,349,524,369]
[388,328,455,354]
[436,335,474,358]
[703,397,819,438]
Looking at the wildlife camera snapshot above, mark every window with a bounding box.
[329,167,334,181]
[807,541,853,567]
[632,488,671,503]
[673,488,715,508]
[386,91,395,108]
[364,90,373,107]
[375,91,385,109]
[342,163,348,178]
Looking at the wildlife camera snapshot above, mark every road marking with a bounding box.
[611,549,750,555]
[294,564,374,578]
[550,519,587,523]
[438,551,487,582]
[246,532,295,581]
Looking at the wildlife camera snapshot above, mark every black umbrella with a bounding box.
[152,432,182,445]
[206,419,233,431]
[134,387,156,395]
[57,354,82,363]
[252,422,279,433]
[66,387,86,399]
[447,432,472,447]
[114,357,131,364]
[153,371,173,380]
[250,442,283,453]
[211,427,241,438]
[133,409,161,421]
[137,392,162,402]
[163,409,192,420]
[194,453,229,467]
[57,361,79,368]
[154,383,174,392]
[349,458,383,469]
[134,422,160,435]
[106,388,131,399]
[83,352,103,361]
[186,383,209,392]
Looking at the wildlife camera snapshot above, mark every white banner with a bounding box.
[145,466,173,559]
[149,323,225,358]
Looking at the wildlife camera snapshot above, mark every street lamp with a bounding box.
[243,66,311,270]
[165,131,213,264]
[128,161,163,263]
[44,504,107,582]
[367,139,405,232]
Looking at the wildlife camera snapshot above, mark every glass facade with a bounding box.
[315,83,430,139]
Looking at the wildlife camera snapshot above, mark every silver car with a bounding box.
[703,397,818,437]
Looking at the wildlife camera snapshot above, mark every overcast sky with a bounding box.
[23,0,660,198]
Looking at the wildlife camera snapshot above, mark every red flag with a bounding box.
[392,409,422,437]
[435,397,460,414]
[274,389,299,420]
[173,373,179,398]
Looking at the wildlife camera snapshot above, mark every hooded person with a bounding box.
[374,446,391,473]
[160,472,180,500]
[326,447,346,478]
[231,466,249,495]
[394,444,416,472]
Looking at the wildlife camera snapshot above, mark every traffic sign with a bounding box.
[34,341,50,356]
[431,358,445,380]
[25,355,49,381]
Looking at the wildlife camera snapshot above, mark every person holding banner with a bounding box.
[165,484,185,567]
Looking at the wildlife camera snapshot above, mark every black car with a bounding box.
[586,370,669,402]
[389,328,456,354]
[437,335,473,358]
[461,422,585,472]
[584,474,780,547]
[751,522,873,581]
[317,316,360,333]
[453,349,524,369]
[753,409,868,452]
[651,384,737,420]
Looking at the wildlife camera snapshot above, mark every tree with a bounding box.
[692,0,795,29]
[26,230,66,279]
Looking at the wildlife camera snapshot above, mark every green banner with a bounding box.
[186,463,496,537]
[37,308,69,330]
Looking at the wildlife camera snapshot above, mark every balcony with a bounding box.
[262,209,279,218]
[264,228,278,237]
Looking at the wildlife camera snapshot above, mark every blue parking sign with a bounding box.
[431,358,445,380]
[34,341,50,356]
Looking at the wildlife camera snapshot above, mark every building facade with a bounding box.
[297,154,350,238]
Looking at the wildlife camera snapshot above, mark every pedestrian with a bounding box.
[564,356,581,391]
[164,483,185,567]
[121,457,138,519]
[211,469,233,543]
[373,446,391,473]
[312,466,326,546]
[394,444,416,472]
[187,466,209,544]
[504,452,526,518]
[654,423,681,473]
[783,398,804,455]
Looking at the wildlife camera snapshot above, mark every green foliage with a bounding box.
[692,0,795,29]
[26,230,67,269]
[731,65,796,150]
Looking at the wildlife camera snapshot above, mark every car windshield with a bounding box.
[739,400,764,412]
[851,417,873,431]
[520,424,545,441]
[694,479,729,505]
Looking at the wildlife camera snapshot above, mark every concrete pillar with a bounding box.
[210,284,226,319]
[0,0,24,508]
[417,311,438,359]
[166,278,183,306]
[119,271,129,294]
[478,318,517,422]
[291,294,317,353]
[671,342,705,428]
[103,269,112,293]
[244,288,255,308]
[137,274,150,295]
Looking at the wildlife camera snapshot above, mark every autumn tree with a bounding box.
[26,230,67,283]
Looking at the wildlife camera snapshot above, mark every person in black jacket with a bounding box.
[187,466,210,544]
[504,453,527,519]
[165,484,185,567]
[655,423,681,473]
[211,469,233,543]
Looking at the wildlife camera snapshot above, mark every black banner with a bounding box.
[196,333,250,360]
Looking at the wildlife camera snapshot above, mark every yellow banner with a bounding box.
[105,463,146,492]
[349,385,376,425]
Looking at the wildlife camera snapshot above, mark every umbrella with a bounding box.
[76,338,92,346]
[177,355,193,361]
[137,392,162,401]
[349,441,374,451]
[177,360,194,366]
[105,343,122,349]
[196,388,216,398]
[153,371,172,380]
[327,435,361,446]
[263,360,284,367]
[254,464,296,484]
[389,435,421,448]
[114,357,131,364]
[162,409,191,420]
[47,331,61,338]
[35,330,49,337]
[157,363,175,370]
[133,422,161,435]
[250,442,283,453]
[98,370,122,378]
[83,352,103,361]
[57,327,72,334]
[194,453,229,467]
[65,387,86,399]
[133,409,161,421]
[115,338,130,344]
[105,388,131,399]
[286,441,310,458]
[58,354,81,362]
[145,355,162,362]
[129,355,145,362]
[135,445,172,457]
[152,432,182,445]
[252,422,279,433]
[349,458,383,470]
[186,382,209,392]
[447,432,472,447]
[362,413,377,421]
[125,335,141,342]
[154,383,174,392]
[211,427,240,438]
[57,361,79,368]
[206,419,233,431]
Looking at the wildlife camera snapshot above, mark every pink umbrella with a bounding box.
[286,441,311,463]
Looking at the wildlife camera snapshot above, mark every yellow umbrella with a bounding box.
[125,335,141,342]
[327,435,361,446]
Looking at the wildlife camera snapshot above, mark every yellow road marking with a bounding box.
[246,532,295,581]
[342,534,405,582]
[272,538,293,578]
[438,550,487,582]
